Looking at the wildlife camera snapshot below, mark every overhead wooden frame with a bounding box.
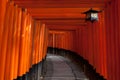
[13,0,110,8]
[13,0,110,25]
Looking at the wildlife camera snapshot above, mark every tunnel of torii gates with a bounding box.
[0,0,120,80]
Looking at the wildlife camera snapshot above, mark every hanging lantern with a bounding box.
[83,8,101,22]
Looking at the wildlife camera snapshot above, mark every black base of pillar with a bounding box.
[14,60,45,80]
[16,76,22,80]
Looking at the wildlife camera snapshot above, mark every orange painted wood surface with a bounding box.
[0,1,9,80]
[0,1,48,80]
[48,30,77,52]
[13,0,107,8]
[104,0,120,79]
[4,2,15,80]
[1,0,120,80]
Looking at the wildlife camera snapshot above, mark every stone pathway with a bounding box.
[44,54,89,80]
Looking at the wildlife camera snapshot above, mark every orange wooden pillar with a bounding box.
[36,21,42,63]
[62,33,65,49]
[0,1,11,80]
[5,4,15,79]
[33,21,39,64]
[0,0,8,51]
[77,27,83,56]
[87,22,94,65]
[13,8,22,79]
[42,24,48,59]
[37,23,48,61]
[114,0,120,79]
[2,2,15,80]
[104,0,120,79]
[6,4,20,80]
[23,14,32,74]
[105,3,112,80]
[55,34,58,49]
[48,33,53,48]
[117,0,120,79]
[39,24,45,60]
[43,28,48,58]
[18,8,27,77]
[99,12,107,78]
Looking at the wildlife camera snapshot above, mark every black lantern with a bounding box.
[83,8,101,22]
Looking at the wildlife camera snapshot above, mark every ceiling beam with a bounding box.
[31,14,85,19]
[13,0,110,4]
[12,0,106,26]
[13,0,108,8]
[14,3,105,8]
[27,8,91,14]
[27,8,100,19]
[47,25,86,30]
